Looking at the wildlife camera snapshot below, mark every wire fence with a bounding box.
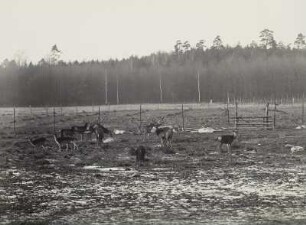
[1,100,305,136]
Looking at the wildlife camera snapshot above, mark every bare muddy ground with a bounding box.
[0,104,306,225]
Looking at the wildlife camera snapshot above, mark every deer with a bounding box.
[151,125,176,148]
[135,145,146,167]
[60,128,75,138]
[143,117,164,138]
[91,123,113,145]
[71,123,91,141]
[28,137,47,149]
[53,134,78,151]
[217,131,237,163]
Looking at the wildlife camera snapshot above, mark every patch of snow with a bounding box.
[153,144,162,148]
[114,129,125,135]
[83,166,135,172]
[290,146,304,153]
[191,127,216,133]
[103,137,114,143]
[295,125,306,129]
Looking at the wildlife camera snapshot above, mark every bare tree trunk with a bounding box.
[197,70,201,103]
[227,92,230,105]
[159,73,163,103]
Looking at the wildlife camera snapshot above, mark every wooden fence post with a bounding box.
[302,93,305,125]
[13,106,16,135]
[139,104,142,130]
[182,104,185,131]
[235,101,238,130]
[98,106,101,123]
[273,103,276,130]
[29,105,33,118]
[53,107,56,134]
[227,93,230,125]
[265,103,269,129]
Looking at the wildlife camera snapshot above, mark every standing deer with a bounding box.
[135,145,146,167]
[217,131,237,163]
[92,123,113,145]
[151,125,175,148]
[71,123,91,141]
[53,135,78,151]
[28,137,47,149]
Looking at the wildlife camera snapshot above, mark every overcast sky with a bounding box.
[0,0,305,63]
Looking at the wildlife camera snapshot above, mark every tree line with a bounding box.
[0,29,305,106]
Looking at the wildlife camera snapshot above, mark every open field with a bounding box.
[0,103,306,225]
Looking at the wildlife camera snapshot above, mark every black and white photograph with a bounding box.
[0,0,306,224]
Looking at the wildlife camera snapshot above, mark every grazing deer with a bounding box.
[92,123,113,145]
[151,125,175,148]
[135,145,146,167]
[53,135,78,151]
[217,131,237,163]
[143,117,164,139]
[71,123,91,141]
[28,137,47,149]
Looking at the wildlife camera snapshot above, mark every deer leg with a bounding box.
[228,144,232,164]
[97,134,100,147]
[161,137,166,147]
[73,142,78,150]
[135,153,139,168]
[169,138,172,148]
[219,143,223,154]
[56,142,61,151]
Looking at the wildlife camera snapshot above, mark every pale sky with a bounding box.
[0,0,305,63]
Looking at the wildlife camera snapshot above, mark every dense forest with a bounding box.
[0,29,306,106]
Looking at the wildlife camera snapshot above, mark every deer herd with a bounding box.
[28,116,238,166]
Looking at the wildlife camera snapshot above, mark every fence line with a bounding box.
[7,99,306,135]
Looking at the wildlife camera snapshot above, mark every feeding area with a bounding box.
[0,102,306,225]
